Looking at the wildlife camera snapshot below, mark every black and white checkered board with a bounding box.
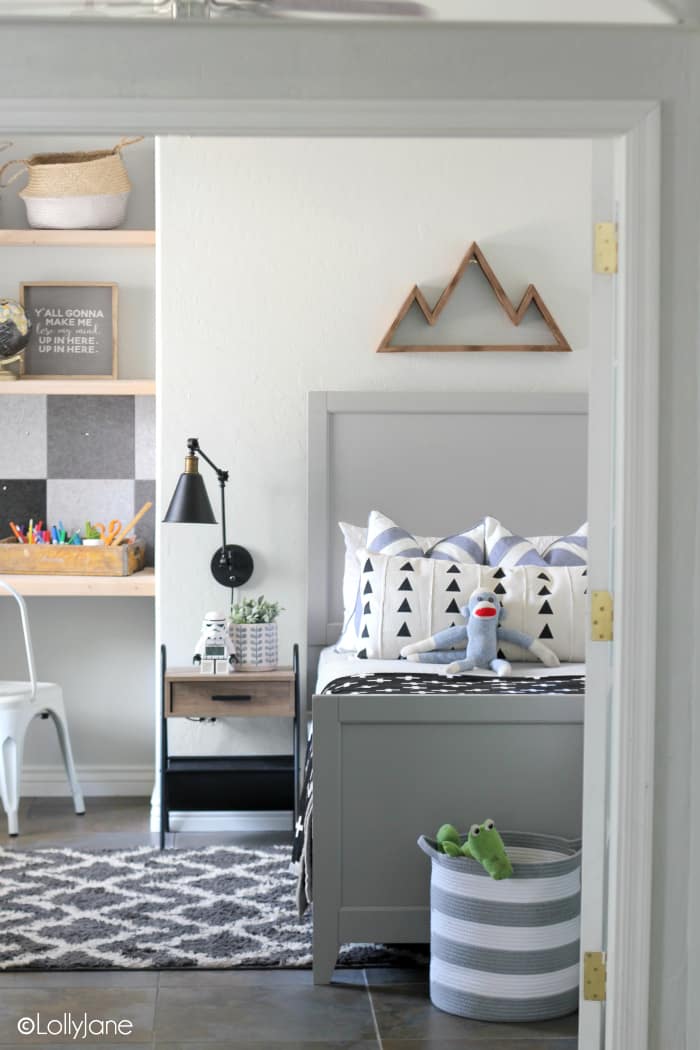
[322,673,585,695]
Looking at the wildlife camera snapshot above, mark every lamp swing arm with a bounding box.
[186,437,229,486]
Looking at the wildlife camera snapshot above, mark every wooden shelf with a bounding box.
[0,229,155,248]
[0,378,155,396]
[0,567,155,598]
[377,241,571,354]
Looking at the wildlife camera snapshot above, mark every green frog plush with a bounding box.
[436,819,513,880]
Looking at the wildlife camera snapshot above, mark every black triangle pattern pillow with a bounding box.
[356,549,586,662]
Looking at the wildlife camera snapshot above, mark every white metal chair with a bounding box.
[0,578,84,836]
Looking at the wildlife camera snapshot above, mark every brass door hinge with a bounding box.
[594,222,618,274]
[583,951,607,1001]
[591,590,613,642]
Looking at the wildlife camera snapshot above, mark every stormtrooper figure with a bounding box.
[193,611,237,674]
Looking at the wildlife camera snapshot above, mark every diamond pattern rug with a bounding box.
[0,844,427,971]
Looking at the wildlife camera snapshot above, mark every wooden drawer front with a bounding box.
[169,679,293,718]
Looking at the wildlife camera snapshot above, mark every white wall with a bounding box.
[0,136,155,793]
[158,136,591,755]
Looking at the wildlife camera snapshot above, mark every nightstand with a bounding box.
[159,643,300,848]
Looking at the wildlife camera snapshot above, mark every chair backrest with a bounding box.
[0,578,37,701]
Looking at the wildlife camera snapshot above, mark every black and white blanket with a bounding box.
[292,671,585,915]
[321,672,585,696]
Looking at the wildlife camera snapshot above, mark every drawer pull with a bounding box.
[211,694,252,703]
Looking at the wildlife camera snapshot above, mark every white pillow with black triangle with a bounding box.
[336,510,484,652]
[356,549,587,662]
[494,564,588,663]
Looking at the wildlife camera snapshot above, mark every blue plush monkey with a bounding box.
[400,587,560,677]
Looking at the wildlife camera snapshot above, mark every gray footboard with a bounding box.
[312,691,584,984]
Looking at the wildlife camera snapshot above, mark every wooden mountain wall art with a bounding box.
[377,242,572,353]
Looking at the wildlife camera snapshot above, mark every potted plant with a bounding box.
[229,595,283,671]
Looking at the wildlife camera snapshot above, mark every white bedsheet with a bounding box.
[315,646,585,694]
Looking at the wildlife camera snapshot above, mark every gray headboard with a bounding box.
[307,391,588,673]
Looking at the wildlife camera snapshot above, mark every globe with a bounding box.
[0,298,31,360]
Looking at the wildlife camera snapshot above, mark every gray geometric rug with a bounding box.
[0,845,428,971]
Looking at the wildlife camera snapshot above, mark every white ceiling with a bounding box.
[0,0,677,21]
[418,0,674,22]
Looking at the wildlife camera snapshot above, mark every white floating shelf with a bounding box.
[0,568,155,598]
[0,229,156,247]
[0,379,155,396]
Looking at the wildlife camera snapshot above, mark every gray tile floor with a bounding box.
[0,798,579,1048]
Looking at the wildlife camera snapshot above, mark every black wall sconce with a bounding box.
[163,437,254,589]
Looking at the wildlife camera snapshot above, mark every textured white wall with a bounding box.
[158,136,591,754]
[0,136,155,788]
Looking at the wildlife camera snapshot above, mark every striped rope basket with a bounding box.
[418,831,581,1022]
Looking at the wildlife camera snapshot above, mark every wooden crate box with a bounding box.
[0,539,146,577]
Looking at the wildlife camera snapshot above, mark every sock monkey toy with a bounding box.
[400,587,559,677]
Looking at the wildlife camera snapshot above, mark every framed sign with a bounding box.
[19,282,118,379]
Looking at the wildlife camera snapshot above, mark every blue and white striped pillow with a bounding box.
[366,510,424,558]
[484,516,549,569]
[542,522,588,566]
[367,510,484,564]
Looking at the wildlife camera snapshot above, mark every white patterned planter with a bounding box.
[230,622,279,671]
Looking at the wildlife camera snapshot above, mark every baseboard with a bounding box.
[21,765,154,798]
[149,806,293,833]
[22,766,293,831]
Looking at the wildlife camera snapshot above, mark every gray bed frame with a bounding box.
[308,391,587,984]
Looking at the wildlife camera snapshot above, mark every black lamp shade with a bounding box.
[163,471,217,525]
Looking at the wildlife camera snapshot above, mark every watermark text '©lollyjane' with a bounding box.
[18,1013,134,1040]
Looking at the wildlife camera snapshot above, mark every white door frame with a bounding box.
[1,96,660,1050]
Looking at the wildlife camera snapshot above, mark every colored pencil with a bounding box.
[113,501,153,546]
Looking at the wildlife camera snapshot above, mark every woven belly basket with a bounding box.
[418,831,581,1022]
[0,137,142,229]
